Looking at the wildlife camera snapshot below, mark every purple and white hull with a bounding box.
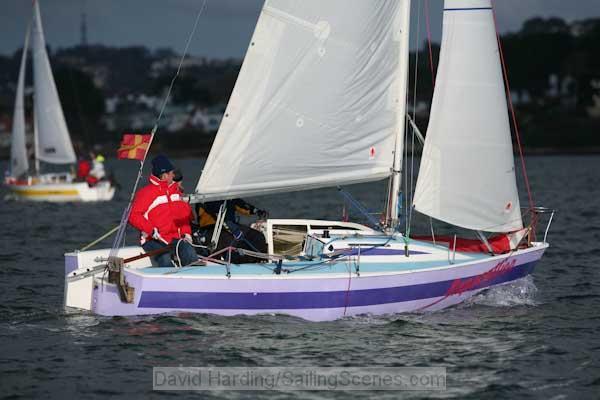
[65,237,547,321]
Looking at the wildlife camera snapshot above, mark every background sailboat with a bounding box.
[64,0,553,320]
[4,1,115,202]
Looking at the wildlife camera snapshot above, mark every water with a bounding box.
[1,155,599,399]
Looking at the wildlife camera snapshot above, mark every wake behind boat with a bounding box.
[64,0,553,320]
[4,1,115,202]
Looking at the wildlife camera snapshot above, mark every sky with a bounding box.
[1,0,599,59]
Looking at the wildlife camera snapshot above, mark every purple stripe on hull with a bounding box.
[138,261,537,310]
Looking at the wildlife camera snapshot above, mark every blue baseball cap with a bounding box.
[151,154,174,177]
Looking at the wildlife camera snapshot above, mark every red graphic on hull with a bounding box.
[420,258,518,310]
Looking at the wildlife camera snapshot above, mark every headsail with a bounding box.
[413,0,523,233]
[10,25,31,178]
[31,0,76,165]
[195,0,410,201]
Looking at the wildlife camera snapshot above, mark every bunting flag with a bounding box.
[117,133,151,160]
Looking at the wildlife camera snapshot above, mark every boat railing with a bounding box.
[524,207,556,244]
[189,240,369,278]
[39,172,74,184]
[447,235,457,264]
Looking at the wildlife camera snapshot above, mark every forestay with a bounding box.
[32,1,76,165]
[10,25,31,178]
[413,0,523,233]
[195,0,410,201]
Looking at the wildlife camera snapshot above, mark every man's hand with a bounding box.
[152,228,168,244]
[184,233,193,244]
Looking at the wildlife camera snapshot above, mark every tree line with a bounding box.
[0,16,598,151]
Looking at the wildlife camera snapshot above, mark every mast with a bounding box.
[33,104,40,174]
[388,0,412,230]
[32,0,40,174]
[10,24,31,178]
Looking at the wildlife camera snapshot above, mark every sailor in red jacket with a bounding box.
[128,154,198,267]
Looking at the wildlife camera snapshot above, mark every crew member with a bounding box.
[129,155,198,267]
[76,156,91,182]
[90,154,106,181]
[195,199,268,263]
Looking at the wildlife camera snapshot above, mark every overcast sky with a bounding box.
[1,0,598,58]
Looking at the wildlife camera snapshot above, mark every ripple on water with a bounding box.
[1,156,600,398]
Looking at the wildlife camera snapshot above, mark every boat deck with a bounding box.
[134,239,491,277]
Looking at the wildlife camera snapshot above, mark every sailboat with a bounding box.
[64,0,554,320]
[4,1,115,202]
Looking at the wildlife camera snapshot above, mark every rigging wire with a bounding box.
[109,0,208,257]
[337,187,381,229]
[406,0,422,241]
[490,1,537,231]
[154,0,208,125]
[424,0,436,86]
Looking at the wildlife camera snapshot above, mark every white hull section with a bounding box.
[7,179,115,202]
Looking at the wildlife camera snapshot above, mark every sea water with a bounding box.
[1,155,599,399]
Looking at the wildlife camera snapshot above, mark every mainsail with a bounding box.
[10,25,31,178]
[413,0,523,233]
[31,0,76,165]
[195,0,410,201]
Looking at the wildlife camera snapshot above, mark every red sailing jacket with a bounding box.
[76,159,91,179]
[129,175,193,244]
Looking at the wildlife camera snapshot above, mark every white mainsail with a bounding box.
[195,0,410,201]
[10,26,31,178]
[31,0,76,165]
[413,0,523,233]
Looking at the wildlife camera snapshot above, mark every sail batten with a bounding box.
[413,0,523,233]
[195,0,410,200]
[32,1,76,165]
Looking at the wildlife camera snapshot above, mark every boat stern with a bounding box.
[63,246,147,311]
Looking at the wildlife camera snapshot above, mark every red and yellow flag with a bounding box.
[117,133,151,160]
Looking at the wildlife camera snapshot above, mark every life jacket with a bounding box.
[76,159,91,179]
[196,199,256,229]
[129,175,193,244]
[197,206,217,228]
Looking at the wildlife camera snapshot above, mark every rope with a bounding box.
[343,260,352,317]
[424,0,436,86]
[490,2,536,231]
[108,1,208,258]
[174,239,184,268]
[79,225,119,252]
[155,0,207,124]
